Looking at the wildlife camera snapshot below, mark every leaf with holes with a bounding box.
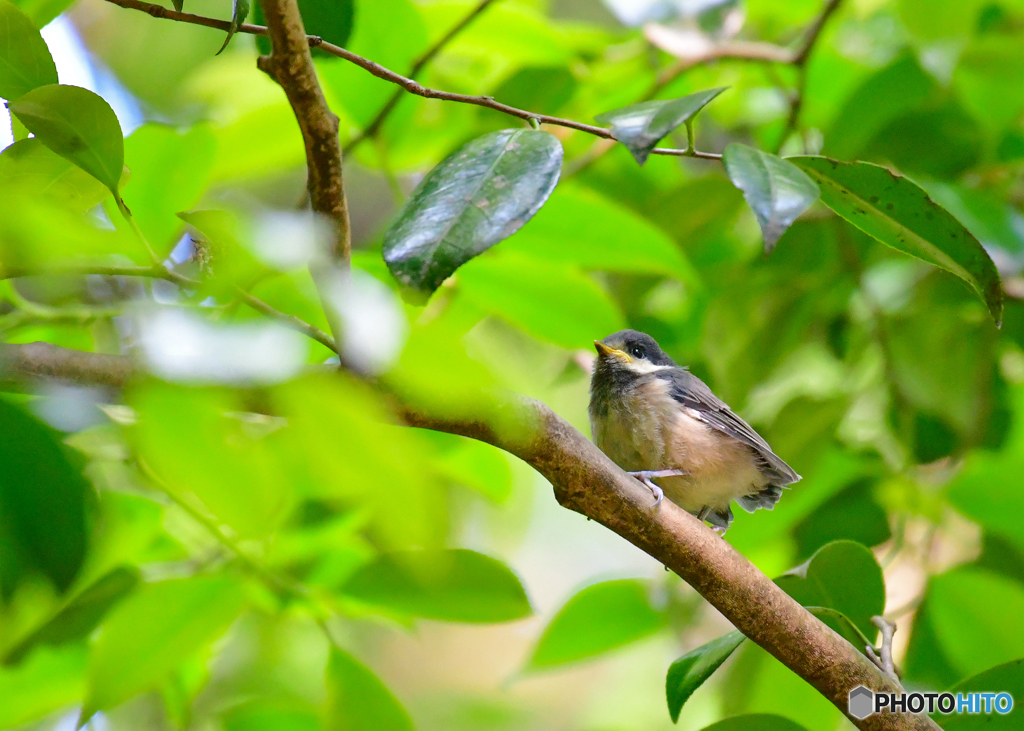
[0,0,57,101]
[723,143,820,252]
[216,0,250,55]
[666,630,745,723]
[382,129,563,297]
[10,84,124,196]
[791,157,1003,325]
[595,87,727,165]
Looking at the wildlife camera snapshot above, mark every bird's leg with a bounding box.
[711,525,728,538]
[695,506,728,537]
[626,469,686,508]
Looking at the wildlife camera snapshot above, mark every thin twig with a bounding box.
[866,615,901,685]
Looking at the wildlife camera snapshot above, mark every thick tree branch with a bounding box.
[0,342,937,731]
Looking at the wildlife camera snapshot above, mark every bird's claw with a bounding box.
[712,525,728,538]
[627,469,685,508]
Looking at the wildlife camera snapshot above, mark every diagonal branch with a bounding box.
[0,341,937,731]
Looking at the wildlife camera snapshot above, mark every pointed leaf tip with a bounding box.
[666,630,745,722]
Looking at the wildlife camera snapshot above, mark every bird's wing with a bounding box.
[657,369,801,485]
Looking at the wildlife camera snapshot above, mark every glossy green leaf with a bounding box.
[528,579,664,670]
[938,658,1024,730]
[382,129,563,296]
[791,157,1003,325]
[0,138,111,212]
[0,0,56,101]
[595,87,727,165]
[325,647,412,731]
[216,0,250,55]
[698,716,810,731]
[666,630,745,723]
[339,549,531,623]
[723,144,820,252]
[81,575,247,720]
[10,84,124,195]
[4,566,140,666]
[774,540,884,642]
[0,399,89,597]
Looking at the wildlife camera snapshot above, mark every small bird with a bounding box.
[588,330,800,531]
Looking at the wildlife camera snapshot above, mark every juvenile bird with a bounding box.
[588,330,800,531]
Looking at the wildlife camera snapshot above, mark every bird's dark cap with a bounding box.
[595,330,677,366]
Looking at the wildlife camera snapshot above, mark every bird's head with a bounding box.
[593,330,677,376]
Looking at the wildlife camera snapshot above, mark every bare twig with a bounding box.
[866,616,901,686]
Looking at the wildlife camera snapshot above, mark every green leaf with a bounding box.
[0,399,90,597]
[774,540,885,643]
[339,549,531,623]
[528,579,665,670]
[0,645,87,728]
[595,87,727,166]
[216,0,250,55]
[938,658,1024,730]
[666,630,745,723]
[698,716,810,731]
[790,157,1003,325]
[0,0,56,101]
[382,129,563,296]
[253,0,353,55]
[171,0,182,11]
[325,647,412,731]
[4,567,140,666]
[9,84,124,195]
[81,575,247,720]
[723,144,820,252]
[224,700,322,731]
[0,138,111,213]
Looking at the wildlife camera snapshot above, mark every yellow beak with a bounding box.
[594,340,631,362]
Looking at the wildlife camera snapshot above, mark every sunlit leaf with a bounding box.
[382,129,563,297]
[666,630,745,722]
[325,647,412,731]
[0,645,86,728]
[0,138,111,212]
[0,0,56,101]
[216,0,250,55]
[225,700,322,731]
[595,87,727,165]
[528,579,665,670]
[81,576,247,720]
[339,549,531,623]
[723,144,820,252]
[791,157,1003,325]
[10,84,124,195]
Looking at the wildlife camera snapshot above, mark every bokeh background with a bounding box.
[2,0,1024,730]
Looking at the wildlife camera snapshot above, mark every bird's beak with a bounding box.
[594,340,631,362]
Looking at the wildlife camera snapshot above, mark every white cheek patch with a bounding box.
[624,360,675,375]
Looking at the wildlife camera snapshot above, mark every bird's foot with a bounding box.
[627,469,686,508]
[712,525,728,538]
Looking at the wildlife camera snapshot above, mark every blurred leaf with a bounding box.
[489,66,576,116]
[0,0,56,101]
[954,32,1024,135]
[595,87,727,166]
[81,575,247,720]
[792,157,1003,325]
[433,436,512,503]
[920,180,1024,261]
[904,596,962,690]
[216,0,250,54]
[325,647,412,731]
[0,398,89,597]
[505,183,698,283]
[775,540,884,643]
[457,251,624,349]
[253,0,353,55]
[10,84,124,195]
[866,101,983,179]
[792,479,890,560]
[0,645,86,728]
[339,549,531,623]
[4,566,140,666]
[723,144,819,252]
[528,579,665,670]
[178,208,266,287]
[698,715,810,731]
[10,0,72,27]
[0,139,111,213]
[666,630,745,722]
[382,129,563,296]
[225,700,322,731]
[938,658,1024,730]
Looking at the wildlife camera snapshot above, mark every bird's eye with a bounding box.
[629,345,645,359]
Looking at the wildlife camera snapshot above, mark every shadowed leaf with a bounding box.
[0,138,110,212]
[217,0,250,55]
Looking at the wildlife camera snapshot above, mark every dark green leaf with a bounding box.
[253,0,353,55]
[216,0,250,55]
[0,398,89,597]
[723,144,820,252]
[171,0,182,10]
[4,566,140,666]
[382,129,563,296]
[775,540,884,643]
[666,630,745,723]
[325,648,412,731]
[790,157,1003,325]
[527,579,665,670]
[595,87,727,165]
[9,84,124,195]
[938,658,1024,730]
[0,138,111,212]
[0,0,56,101]
[339,549,532,623]
[698,715,809,731]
